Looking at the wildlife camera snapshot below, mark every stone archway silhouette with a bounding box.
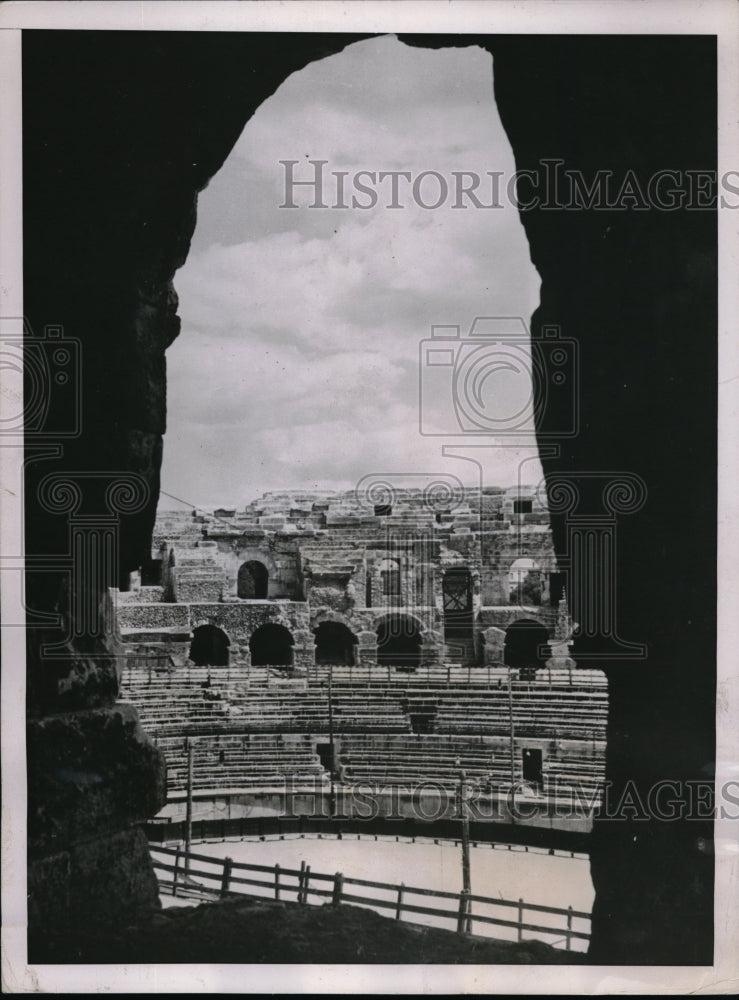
[22,32,717,965]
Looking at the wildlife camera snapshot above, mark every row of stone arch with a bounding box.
[188,616,550,669]
[189,619,418,668]
[235,559,558,607]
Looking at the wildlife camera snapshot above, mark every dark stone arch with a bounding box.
[503,618,550,671]
[237,559,268,599]
[249,623,294,667]
[22,31,717,965]
[376,614,421,669]
[189,624,230,667]
[313,621,357,666]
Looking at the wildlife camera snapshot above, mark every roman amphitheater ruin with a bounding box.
[19,30,716,968]
[114,484,606,830]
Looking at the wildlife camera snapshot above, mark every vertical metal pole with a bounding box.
[328,667,336,818]
[275,863,280,900]
[185,737,194,875]
[508,666,516,791]
[566,905,573,951]
[458,770,471,934]
[518,898,524,941]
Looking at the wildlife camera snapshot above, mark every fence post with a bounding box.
[303,864,311,904]
[332,872,344,907]
[275,863,280,901]
[395,883,405,920]
[566,906,573,952]
[220,856,233,898]
[172,845,181,897]
[298,860,306,903]
[517,898,524,941]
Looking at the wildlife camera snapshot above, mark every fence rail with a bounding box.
[150,843,590,951]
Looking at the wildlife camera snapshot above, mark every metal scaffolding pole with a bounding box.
[184,737,194,875]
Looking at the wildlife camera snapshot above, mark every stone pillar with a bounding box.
[545,638,576,669]
[291,628,316,674]
[356,630,378,668]
[482,626,506,666]
[420,629,442,665]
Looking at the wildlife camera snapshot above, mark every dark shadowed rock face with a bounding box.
[29,896,579,966]
[23,32,715,963]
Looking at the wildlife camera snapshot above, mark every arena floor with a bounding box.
[161,834,593,952]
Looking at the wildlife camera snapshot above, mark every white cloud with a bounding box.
[161,37,541,509]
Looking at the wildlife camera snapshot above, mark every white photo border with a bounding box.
[1,1,737,994]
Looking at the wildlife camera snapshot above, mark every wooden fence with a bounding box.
[149,843,590,952]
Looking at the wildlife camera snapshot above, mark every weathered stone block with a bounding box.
[27,704,166,858]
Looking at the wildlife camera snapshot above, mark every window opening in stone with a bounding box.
[238,559,269,599]
[378,558,401,600]
[442,568,474,654]
[508,558,543,606]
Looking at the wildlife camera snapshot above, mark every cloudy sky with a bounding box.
[159,36,542,511]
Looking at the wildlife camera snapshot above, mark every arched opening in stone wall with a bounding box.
[442,567,473,644]
[313,621,358,666]
[376,614,422,669]
[237,559,269,599]
[378,558,401,600]
[508,558,543,605]
[160,35,542,512]
[503,618,550,671]
[189,624,230,666]
[249,622,294,666]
